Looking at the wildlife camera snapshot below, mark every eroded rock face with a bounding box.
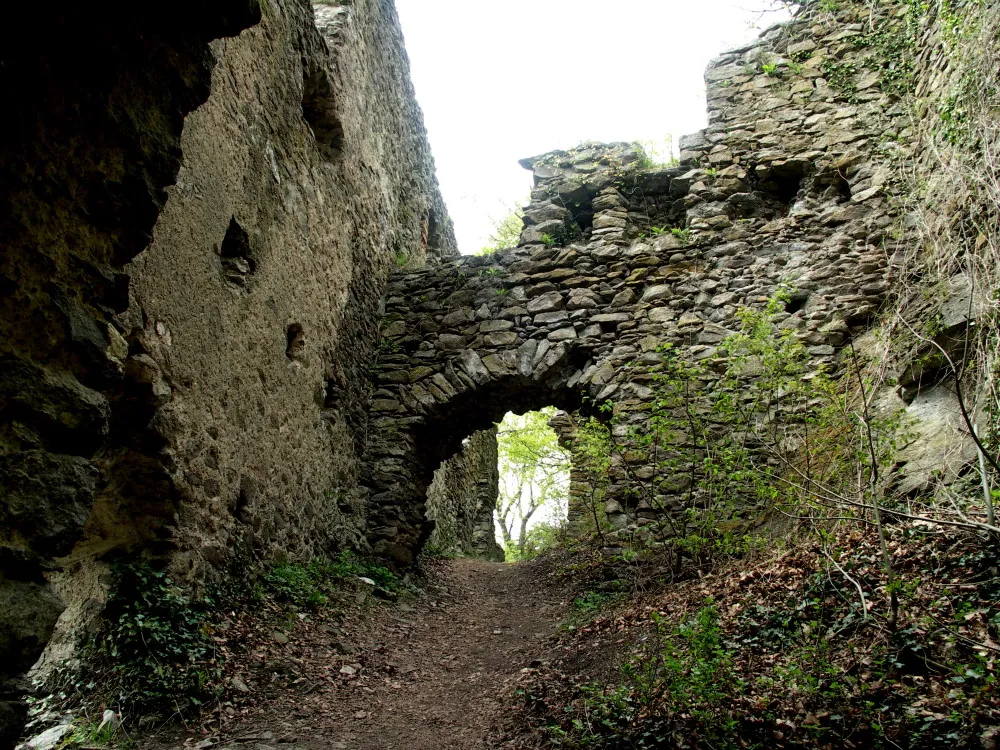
[0,2,263,743]
[119,0,456,584]
[1,0,454,742]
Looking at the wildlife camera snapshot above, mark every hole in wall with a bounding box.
[219,216,255,289]
[568,200,595,234]
[302,67,344,162]
[763,161,807,206]
[285,323,306,361]
[784,294,808,314]
[815,170,853,203]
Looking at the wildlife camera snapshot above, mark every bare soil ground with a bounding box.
[143,558,570,750]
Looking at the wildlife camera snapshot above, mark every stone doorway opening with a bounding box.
[493,407,571,561]
[365,365,597,567]
[421,405,572,564]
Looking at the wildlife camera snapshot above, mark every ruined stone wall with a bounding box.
[0,0,455,741]
[364,0,998,563]
[118,0,456,586]
[873,0,1000,489]
[3,0,997,742]
[425,430,503,561]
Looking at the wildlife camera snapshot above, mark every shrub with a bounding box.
[90,561,220,716]
[547,602,740,748]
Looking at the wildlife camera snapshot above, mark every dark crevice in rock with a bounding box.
[816,170,854,203]
[302,65,344,162]
[769,161,808,206]
[784,294,808,314]
[219,217,256,290]
[285,323,306,361]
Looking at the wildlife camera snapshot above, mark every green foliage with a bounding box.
[761,60,779,77]
[64,716,122,748]
[822,59,857,95]
[937,88,972,146]
[636,136,679,169]
[607,291,814,567]
[532,524,999,747]
[572,590,618,615]
[91,561,220,716]
[547,602,740,748]
[574,286,916,583]
[328,550,400,591]
[496,409,571,557]
[850,0,923,99]
[503,521,564,561]
[479,203,525,255]
[669,226,691,243]
[573,414,615,540]
[540,232,557,248]
[78,552,400,720]
[263,560,332,609]
[630,604,736,725]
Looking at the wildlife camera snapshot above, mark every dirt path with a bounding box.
[153,558,568,750]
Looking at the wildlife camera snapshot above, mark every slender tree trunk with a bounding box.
[517,484,540,553]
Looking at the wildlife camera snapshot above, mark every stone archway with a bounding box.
[364,344,595,565]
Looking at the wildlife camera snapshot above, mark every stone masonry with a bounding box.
[362,5,958,565]
[425,429,504,561]
[0,0,454,742]
[0,0,990,743]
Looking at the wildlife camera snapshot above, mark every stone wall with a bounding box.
[365,117,895,555]
[425,430,504,561]
[363,0,993,565]
[878,1,1000,491]
[0,0,454,742]
[118,0,456,587]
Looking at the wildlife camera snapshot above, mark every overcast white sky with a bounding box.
[395,0,792,254]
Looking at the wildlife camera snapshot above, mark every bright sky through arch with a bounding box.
[395,0,793,254]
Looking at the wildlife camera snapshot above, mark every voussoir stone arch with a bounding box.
[363,252,604,564]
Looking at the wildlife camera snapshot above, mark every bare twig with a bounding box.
[974,423,996,526]
[820,546,869,620]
